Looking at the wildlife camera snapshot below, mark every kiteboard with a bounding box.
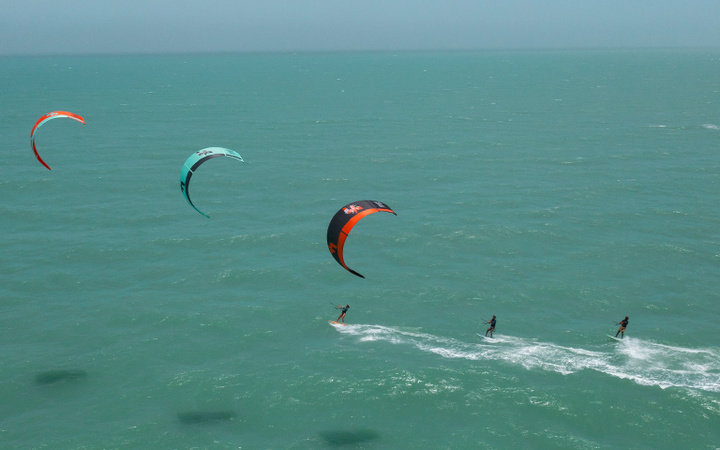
[607,334,622,341]
[477,334,496,341]
[329,321,347,326]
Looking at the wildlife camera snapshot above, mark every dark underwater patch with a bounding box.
[35,369,88,385]
[177,410,236,425]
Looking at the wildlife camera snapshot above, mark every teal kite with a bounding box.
[180,147,243,218]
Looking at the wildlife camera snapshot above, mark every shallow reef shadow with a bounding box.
[177,410,236,425]
[35,369,88,385]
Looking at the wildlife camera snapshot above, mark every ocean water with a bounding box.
[1,49,719,449]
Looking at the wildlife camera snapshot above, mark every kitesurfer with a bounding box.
[337,304,350,324]
[615,316,629,338]
[485,316,496,337]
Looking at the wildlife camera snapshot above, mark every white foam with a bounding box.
[333,324,720,392]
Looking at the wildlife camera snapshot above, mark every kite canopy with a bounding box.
[326,200,396,278]
[30,111,85,170]
[180,147,244,218]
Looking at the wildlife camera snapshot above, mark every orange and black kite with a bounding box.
[326,200,396,278]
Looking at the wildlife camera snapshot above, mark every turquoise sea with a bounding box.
[1,49,720,449]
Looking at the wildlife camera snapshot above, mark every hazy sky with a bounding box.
[2,0,719,55]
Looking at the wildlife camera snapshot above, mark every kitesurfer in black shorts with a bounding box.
[337,304,349,324]
[485,315,496,337]
[615,316,629,338]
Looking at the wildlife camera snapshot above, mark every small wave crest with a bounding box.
[333,324,720,392]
